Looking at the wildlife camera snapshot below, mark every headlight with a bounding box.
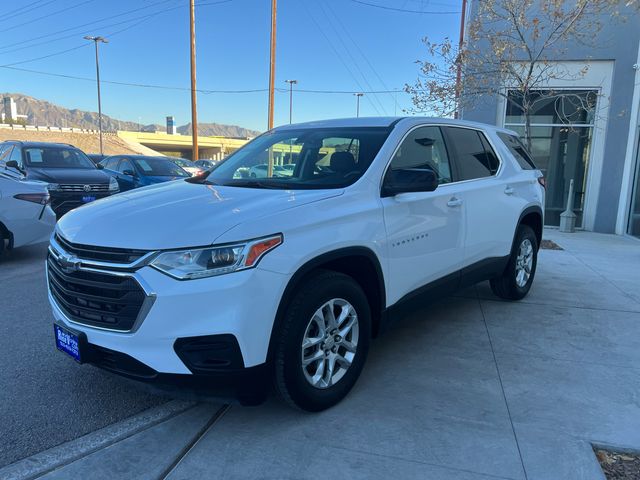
[150,234,283,280]
[108,177,119,192]
[48,183,61,192]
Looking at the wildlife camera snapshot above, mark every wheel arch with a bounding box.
[516,205,543,250]
[0,220,14,250]
[266,247,386,363]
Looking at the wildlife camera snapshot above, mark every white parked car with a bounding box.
[0,168,56,256]
[47,118,544,411]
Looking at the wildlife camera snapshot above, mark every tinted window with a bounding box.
[497,133,536,170]
[118,158,135,174]
[387,126,452,184]
[134,157,189,176]
[104,157,120,170]
[445,127,497,180]
[24,146,94,169]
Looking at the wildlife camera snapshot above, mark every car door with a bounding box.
[116,157,136,191]
[381,125,465,305]
[442,126,519,267]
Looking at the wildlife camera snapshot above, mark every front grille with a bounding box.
[47,254,147,331]
[58,184,110,192]
[55,233,148,264]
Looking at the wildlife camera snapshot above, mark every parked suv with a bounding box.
[0,141,119,218]
[47,118,544,411]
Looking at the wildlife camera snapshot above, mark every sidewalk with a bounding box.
[4,230,640,480]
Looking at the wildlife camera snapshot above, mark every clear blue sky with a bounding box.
[0,0,461,131]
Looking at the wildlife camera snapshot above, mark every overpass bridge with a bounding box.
[117,131,251,160]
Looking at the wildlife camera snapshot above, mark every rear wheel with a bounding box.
[274,270,371,412]
[490,224,538,300]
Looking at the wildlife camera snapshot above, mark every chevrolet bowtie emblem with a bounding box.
[57,254,81,273]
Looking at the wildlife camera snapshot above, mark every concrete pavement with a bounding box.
[2,230,639,479]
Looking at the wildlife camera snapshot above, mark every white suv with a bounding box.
[48,118,544,411]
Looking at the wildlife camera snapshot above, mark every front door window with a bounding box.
[504,90,597,227]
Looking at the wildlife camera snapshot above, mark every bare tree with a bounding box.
[405,0,627,150]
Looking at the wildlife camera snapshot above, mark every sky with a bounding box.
[0,0,461,132]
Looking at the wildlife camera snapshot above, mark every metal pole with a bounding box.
[190,0,199,161]
[84,36,107,155]
[285,79,297,124]
[454,0,468,119]
[354,93,363,117]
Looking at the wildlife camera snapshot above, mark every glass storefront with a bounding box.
[628,133,640,238]
[504,90,597,227]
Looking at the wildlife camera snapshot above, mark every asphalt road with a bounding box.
[0,243,168,468]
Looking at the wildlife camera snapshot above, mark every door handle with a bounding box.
[504,186,515,195]
[447,197,463,207]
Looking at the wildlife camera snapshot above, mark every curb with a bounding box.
[0,400,197,480]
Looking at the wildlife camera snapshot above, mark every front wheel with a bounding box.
[274,270,371,412]
[490,224,538,300]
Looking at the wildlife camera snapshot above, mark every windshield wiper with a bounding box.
[185,175,216,185]
[222,179,289,189]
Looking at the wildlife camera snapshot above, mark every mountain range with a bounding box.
[1,93,261,138]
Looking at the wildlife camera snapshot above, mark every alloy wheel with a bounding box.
[301,298,359,389]
[515,238,534,287]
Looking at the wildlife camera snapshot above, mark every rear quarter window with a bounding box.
[498,133,536,170]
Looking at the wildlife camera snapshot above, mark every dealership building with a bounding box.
[461,2,640,238]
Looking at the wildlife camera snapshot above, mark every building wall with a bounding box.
[461,1,640,233]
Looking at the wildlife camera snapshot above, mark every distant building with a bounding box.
[1,96,28,123]
[461,2,640,238]
[166,116,176,135]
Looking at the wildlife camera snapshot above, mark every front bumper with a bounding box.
[48,262,289,376]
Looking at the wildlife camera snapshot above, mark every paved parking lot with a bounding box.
[0,243,167,468]
[2,230,639,479]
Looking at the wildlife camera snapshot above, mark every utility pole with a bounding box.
[354,93,364,117]
[189,0,199,160]
[454,0,468,119]
[267,0,277,176]
[284,79,297,124]
[84,35,108,155]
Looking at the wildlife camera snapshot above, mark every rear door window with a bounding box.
[497,133,536,170]
[444,127,499,181]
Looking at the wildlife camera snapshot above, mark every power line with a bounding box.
[0,0,235,67]
[315,0,388,115]
[323,0,399,114]
[0,64,407,95]
[300,0,382,115]
[0,0,57,23]
[0,0,176,50]
[3,0,100,33]
[349,0,459,14]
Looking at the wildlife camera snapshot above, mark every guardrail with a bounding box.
[0,123,117,135]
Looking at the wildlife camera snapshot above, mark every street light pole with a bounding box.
[189,0,199,160]
[84,35,108,155]
[354,93,364,117]
[284,79,297,124]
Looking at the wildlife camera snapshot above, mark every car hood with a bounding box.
[144,175,186,183]
[57,180,343,250]
[27,167,110,184]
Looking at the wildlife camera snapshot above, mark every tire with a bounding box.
[490,224,538,301]
[274,269,371,412]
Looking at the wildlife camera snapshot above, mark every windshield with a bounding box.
[206,127,391,189]
[134,157,190,177]
[24,146,95,169]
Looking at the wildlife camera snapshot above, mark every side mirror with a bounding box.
[96,163,104,169]
[6,160,23,172]
[122,169,136,177]
[382,168,438,197]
